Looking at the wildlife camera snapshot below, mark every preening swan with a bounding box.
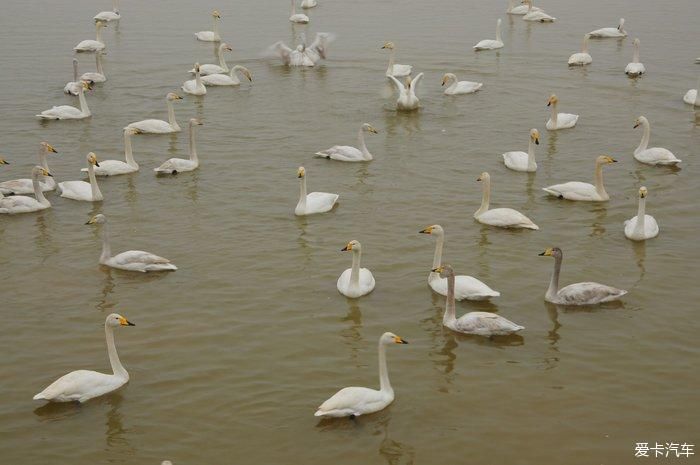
[0,167,52,214]
[589,18,627,38]
[86,214,178,272]
[633,116,681,166]
[64,59,83,95]
[80,51,107,83]
[94,0,120,22]
[419,225,500,300]
[474,172,539,229]
[337,240,376,298]
[543,155,617,201]
[301,0,318,8]
[546,94,578,130]
[442,73,482,95]
[289,0,309,23]
[37,81,91,120]
[682,76,698,106]
[625,38,645,77]
[507,0,541,15]
[502,128,539,172]
[182,63,206,95]
[74,21,107,52]
[522,0,555,22]
[155,119,203,174]
[388,73,423,111]
[201,65,252,86]
[33,314,134,403]
[295,166,339,216]
[568,34,592,66]
[382,42,412,78]
[0,142,58,195]
[315,123,378,162]
[195,10,221,42]
[539,247,627,305]
[314,332,408,418]
[83,128,141,176]
[624,187,659,241]
[192,43,232,75]
[474,18,504,51]
[126,93,182,133]
[267,33,335,67]
[57,153,103,202]
[433,265,522,336]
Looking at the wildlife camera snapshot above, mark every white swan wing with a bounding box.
[305,192,339,213]
[547,113,578,129]
[625,63,645,75]
[453,312,524,336]
[58,181,93,201]
[452,81,482,94]
[477,208,539,229]
[502,151,532,171]
[387,75,407,96]
[64,81,81,95]
[389,64,412,77]
[542,182,598,201]
[83,159,136,176]
[568,53,592,65]
[74,40,105,51]
[195,64,225,76]
[634,148,681,165]
[411,72,425,94]
[201,74,235,86]
[94,11,120,21]
[474,40,503,50]
[0,178,54,195]
[308,32,336,61]
[430,275,500,300]
[266,41,293,65]
[315,386,387,417]
[37,105,83,119]
[195,31,218,41]
[0,195,47,214]
[315,145,364,162]
[554,282,627,305]
[33,370,123,402]
[524,10,556,21]
[182,79,205,95]
[81,72,106,83]
[126,119,175,133]
[110,250,177,271]
[154,158,197,173]
[588,27,624,37]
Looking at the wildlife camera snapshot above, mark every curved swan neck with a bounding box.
[213,16,220,36]
[634,196,646,235]
[87,162,102,200]
[217,46,229,71]
[378,341,392,393]
[547,254,561,299]
[527,136,536,170]
[387,48,395,74]
[443,273,457,326]
[124,131,137,167]
[32,172,50,206]
[96,23,103,44]
[100,221,112,264]
[549,100,558,128]
[594,161,607,198]
[476,178,491,215]
[166,100,179,131]
[195,69,202,88]
[635,119,650,154]
[38,146,49,171]
[96,52,104,74]
[78,85,90,116]
[357,127,370,159]
[105,324,128,380]
[350,248,361,287]
[445,76,458,93]
[429,234,444,280]
[189,123,198,162]
[298,176,307,210]
[290,0,297,15]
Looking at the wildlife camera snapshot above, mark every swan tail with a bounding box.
[33,392,47,401]
[146,264,178,272]
[314,410,325,417]
[525,223,540,230]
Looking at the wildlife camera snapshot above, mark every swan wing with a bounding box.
[0,178,54,195]
[634,148,681,165]
[306,192,339,213]
[315,145,364,161]
[430,275,500,300]
[308,32,336,61]
[502,151,530,171]
[84,160,136,176]
[201,74,235,86]
[315,386,386,417]
[266,41,293,65]
[38,105,82,119]
[454,312,524,336]
[477,208,539,229]
[387,75,406,94]
[555,282,627,305]
[411,72,425,95]
[58,181,92,201]
[64,81,81,95]
[543,182,598,201]
[110,251,177,272]
[126,119,174,133]
[195,31,218,41]
[0,195,46,214]
[74,40,105,51]
[33,370,123,403]
[453,81,482,93]
[154,158,197,173]
[196,64,225,76]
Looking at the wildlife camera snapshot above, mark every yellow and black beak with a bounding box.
[538,248,553,256]
[419,227,432,234]
[431,266,444,273]
[535,137,539,145]
[119,316,135,326]
[393,336,408,344]
[633,122,640,128]
[48,145,58,153]
[85,217,96,225]
[341,243,353,252]
[0,159,9,165]
[477,175,482,181]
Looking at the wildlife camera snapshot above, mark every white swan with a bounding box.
[195,10,221,42]
[289,0,309,23]
[94,0,120,22]
[301,0,318,8]
[624,187,659,241]
[337,240,376,298]
[539,247,627,305]
[295,166,339,216]
[301,32,336,64]
[507,0,540,15]
[522,0,555,22]
[0,142,58,195]
[682,76,698,106]
[37,81,91,120]
[33,314,134,403]
[434,265,523,336]
[0,167,52,215]
[502,128,539,172]
[191,43,232,75]
[154,119,202,174]
[267,41,314,67]
[86,214,178,272]
[83,128,141,176]
[474,172,539,229]
[442,73,482,95]
[633,116,681,166]
[64,59,83,95]
[419,225,500,300]
[625,38,645,77]
[589,18,627,38]
[57,152,103,202]
[315,123,378,162]
[546,94,578,130]
[388,73,423,111]
[182,63,206,95]
[568,34,592,66]
[80,51,106,83]
[543,155,616,201]
[314,332,408,418]
[474,18,504,51]
[201,65,252,86]
[126,93,182,133]
[382,42,412,78]
[74,21,107,52]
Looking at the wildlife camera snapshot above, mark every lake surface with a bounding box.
[1,0,698,463]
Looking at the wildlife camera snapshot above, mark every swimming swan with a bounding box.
[314,332,408,418]
[0,142,58,195]
[542,155,617,201]
[419,225,500,300]
[37,81,91,120]
[0,167,52,214]
[442,73,482,95]
[315,123,378,162]
[83,128,141,176]
[94,0,120,22]
[289,0,309,23]
[337,240,376,298]
[295,166,339,216]
[201,65,252,86]
[81,51,107,83]
[682,76,698,106]
[126,93,182,133]
[195,10,221,42]
[568,34,592,66]
[474,18,504,50]
[624,186,659,241]
[86,214,178,272]
[182,63,206,95]
[539,247,627,305]
[74,21,107,52]
[474,172,539,229]
[191,43,232,75]
[388,73,423,111]
[522,0,555,22]
[64,59,83,95]
[507,0,540,15]
[625,38,645,77]
[589,18,627,38]
[58,152,103,202]
[154,119,203,174]
[502,128,540,172]
[633,116,681,166]
[382,42,412,78]
[546,94,578,130]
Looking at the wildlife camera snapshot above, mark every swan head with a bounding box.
[212,10,221,19]
[221,43,233,52]
[530,128,540,145]
[240,67,253,82]
[546,94,558,107]
[380,332,408,345]
[297,166,306,179]
[87,152,100,167]
[105,313,135,328]
[32,166,52,178]
[86,213,107,225]
[539,247,563,259]
[419,224,444,236]
[95,20,107,28]
[193,63,201,73]
[476,172,490,183]
[0,158,9,165]
[362,123,378,134]
[633,38,640,47]
[618,18,625,31]
[431,264,454,279]
[189,118,203,127]
[167,92,183,102]
[596,155,618,165]
[639,186,648,199]
[441,73,456,86]
[41,142,58,154]
[405,76,413,89]
[633,116,648,128]
[381,42,395,50]
[341,240,361,252]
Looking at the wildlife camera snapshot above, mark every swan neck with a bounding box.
[124,131,137,167]
[96,52,104,74]
[78,85,90,116]
[378,341,392,393]
[443,274,457,326]
[496,20,502,42]
[217,46,229,71]
[166,100,179,130]
[550,101,558,127]
[594,161,607,198]
[105,324,128,380]
[298,176,307,210]
[633,41,640,63]
[32,173,50,206]
[357,128,370,159]
[213,16,220,36]
[387,48,395,74]
[429,234,444,280]
[38,147,49,171]
[350,249,361,287]
[291,0,296,15]
[547,255,561,299]
[446,77,457,93]
[96,24,103,44]
[100,222,112,263]
[507,0,515,13]
[636,120,650,154]
[87,162,102,200]
[582,35,589,53]
[476,178,490,215]
[195,69,202,88]
[189,123,198,162]
[634,196,646,234]
[527,137,536,169]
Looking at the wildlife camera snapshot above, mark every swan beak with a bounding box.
[95,161,100,167]
[119,316,135,326]
[640,191,647,199]
[535,138,540,145]
[42,169,53,177]
[431,266,444,273]
[477,176,482,182]
[0,159,9,165]
[369,127,378,134]
[419,227,433,234]
[609,158,618,163]
[633,122,640,128]
[539,248,553,256]
[441,77,447,86]
[546,101,551,107]
[341,243,353,252]
[47,145,58,153]
[393,336,408,344]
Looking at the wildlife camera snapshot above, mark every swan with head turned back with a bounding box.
[474,18,504,50]
[337,240,376,298]
[195,10,221,42]
[433,265,522,336]
[546,94,578,130]
[633,116,681,166]
[419,225,500,300]
[94,0,120,22]
[0,142,58,194]
[624,187,659,241]
[191,43,232,76]
[33,313,134,403]
[38,81,91,120]
[295,166,339,216]
[442,73,482,95]
[64,59,83,95]
[201,66,253,86]
[81,51,107,83]
[0,167,52,214]
[183,64,206,95]
[625,39,645,77]
[74,21,107,52]
[57,152,103,202]
[315,123,378,162]
[522,0,555,22]
[568,34,592,66]
[543,155,617,201]
[388,73,423,111]
[314,332,408,418]
[382,42,412,78]
[83,128,141,176]
[155,119,203,174]
[502,128,539,172]
[289,0,309,23]
[539,247,627,305]
[682,76,699,106]
[126,93,182,133]
[474,172,539,229]
[86,214,178,272]
[507,0,540,15]
[589,18,627,38]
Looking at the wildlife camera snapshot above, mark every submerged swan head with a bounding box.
[167,92,183,102]
[639,186,648,199]
[297,166,306,178]
[341,240,361,252]
[476,171,490,183]
[189,118,203,126]
[86,213,107,225]
[431,264,454,279]
[362,123,379,134]
[106,313,135,328]
[530,128,540,144]
[212,10,221,19]
[596,155,618,165]
[381,42,395,50]
[633,116,648,128]
[87,152,100,167]
[539,247,563,259]
[419,224,444,236]
[380,332,409,345]
[33,166,53,178]
[41,141,58,154]
[546,94,558,106]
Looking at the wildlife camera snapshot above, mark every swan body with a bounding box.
[201,66,252,86]
[568,34,592,66]
[522,0,555,22]
[539,247,627,305]
[682,76,699,106]
[589,18,627,38]
[474,18,504,50]
[290,0,309,23]
[268,33,335,67]
[295,166,338,215]
[301,0,317,7]
[546,94,578,130]
[37,81,91,120]
[94,0,120,21]
[543,155,616,201]
[126,93,182,133]
[195,11,221,42]
[507,0,540,15]
[388,73,423,111]
[155,119,202,174]
[64,59,83,95]
[502,128,539,172]
[625,38,645,77]
[474,172,539,229]
[0,142,58,195]
[80,51,106,83]
[382,42,412,77]
[191,43,232,75]
[624,186,659,241]
[87,214,178,272]
[0,167,52,214]
[183,64,206,95]
[337,240,376,298]
[74,21,107,52]
[419,225,500,300]
[83,128,140,176]
[633,116,681,166]
[58,152,103,202]
[315,333,408,418]
[442,73,482,95]
[316,123,378,162]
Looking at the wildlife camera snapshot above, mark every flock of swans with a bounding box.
[0,0,696,427]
